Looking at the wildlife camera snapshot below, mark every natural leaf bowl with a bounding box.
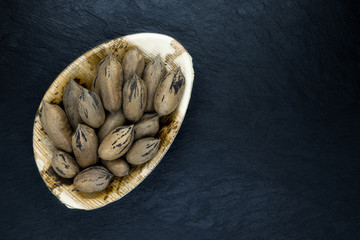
[32,33,194,210]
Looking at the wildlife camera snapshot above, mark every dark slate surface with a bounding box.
[1,0,360,239]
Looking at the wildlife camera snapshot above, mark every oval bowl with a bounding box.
[32,33,194,210]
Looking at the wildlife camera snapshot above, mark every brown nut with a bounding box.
[72,124,98,168]
[73,166,113,193]
[122,74,147,122]
[51,150,79,178]
[101,158,129,177]
[98,109,127,143]
[63,78,84,129]
[98,125,134,160]
[93,54,123,113]
[134,115,160,140]
[143,55,166,112]
[126,137,160,165]
[122,48,145,81]
[40,101,72,153]
[154,67,185,116]
[91,58,104,95]
[78,88,106,128]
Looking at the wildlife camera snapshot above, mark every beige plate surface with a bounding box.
[32,33,194,210]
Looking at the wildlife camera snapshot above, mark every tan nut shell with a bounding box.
[93,54,123,113]
[122,48,145,81]
[91,58,104,95]
[40,101,72,153]
[72,124,98,168]
[98,125,134,161]
[98,109,127,143]
[154,67,185,116]
[101,158,129,177]
[78,88,105,128]
[51,150,79,178]
[143,55,166,112]
[122,74,147,122]
[63,78,84,129]
[134,115,160,140]
[73,166,113,193]
[126,137,160,165]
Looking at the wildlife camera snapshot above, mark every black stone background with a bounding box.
[1,0,359,239]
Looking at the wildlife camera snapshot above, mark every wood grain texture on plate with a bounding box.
[32,33,194,210]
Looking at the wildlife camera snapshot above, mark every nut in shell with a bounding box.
[72,124,98,168]
[40,101,73,153]
[122,74,147,122]
[78,88,106,128]
[143,55,166,112]
[134,115,160,140]
[98,109,127,143]
[126,137,160,165]
[154,67,185,116]
[98,125,134,161]
[73,166,113,193]
[122,48,145,81]
[63,78,84,129]
[94,54,123,113]
[91,58,104,95]
[51,150,79,178]
[101,158,129,177]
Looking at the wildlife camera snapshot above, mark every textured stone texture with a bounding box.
[1,0,360,239]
